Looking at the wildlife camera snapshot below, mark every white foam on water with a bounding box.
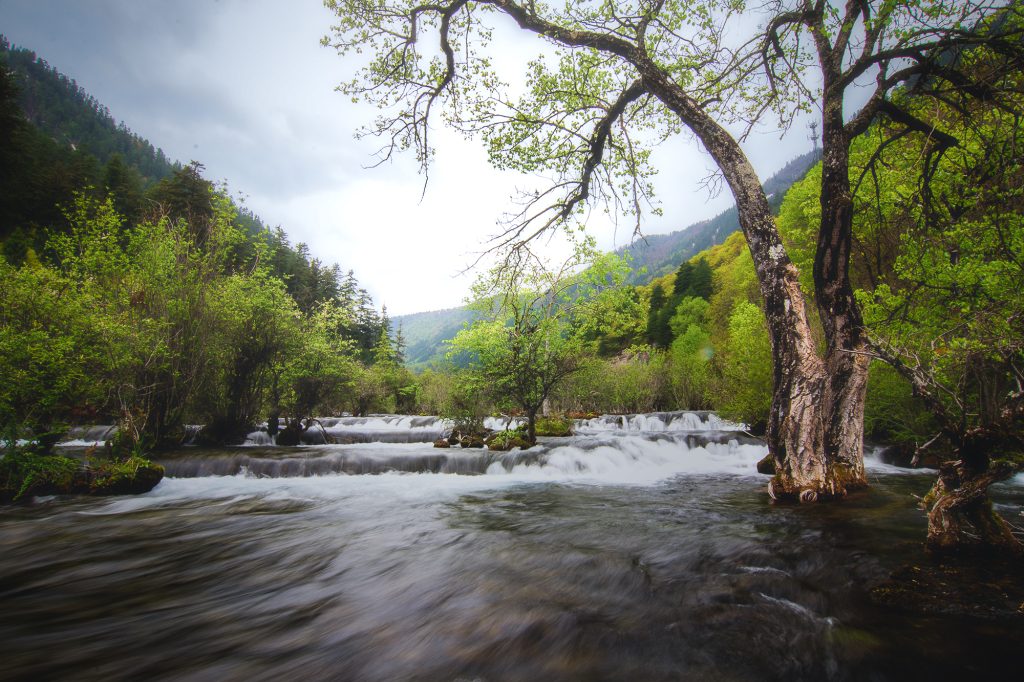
[80,433,769,514]
[862,446,937,476]
[244,431,275,446]
[575,411,745,434]
[499,437,767,485]
[863,459,937,476]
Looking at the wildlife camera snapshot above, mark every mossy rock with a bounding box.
[1,449,163,503]
[756,453,776,475]
[86,456,164,496]
[460,435,486,449]
[485,431,530,451]
[433,438,451,449]
[535,416,574,437]
[0,449,79,503]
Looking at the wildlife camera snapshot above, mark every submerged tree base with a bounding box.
[922,460,1023,557]
[767,466,869,503]
[0,450,164,503]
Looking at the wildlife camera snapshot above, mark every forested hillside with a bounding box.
[617,149,821,285]
[394,306,477,367]
[1,38,416,458]
[1,37,174,182]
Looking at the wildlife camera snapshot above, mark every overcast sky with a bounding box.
[0,0,815,315]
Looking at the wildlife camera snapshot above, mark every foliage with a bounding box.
[534,415,574,437]
[666,296,712,409]
[485,427,530,451]
[856,100,1024,454]
[0,446,79,502]
[0,442,164,503]
[712,302,772,431]
[0,256,110,443]
[646,259,713,347]
[553,349,670,415]
[573,278,647,356]
[863,363,938,445]
[1,184,392,447]
[280,299,359,419]
[203,270,302,441]
[449,239,619,441]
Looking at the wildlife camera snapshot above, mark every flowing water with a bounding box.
[2,412,1022,681]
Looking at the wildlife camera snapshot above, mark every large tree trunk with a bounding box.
[808,107,871,496]
[708,146,849,500]
[640,66,863,501]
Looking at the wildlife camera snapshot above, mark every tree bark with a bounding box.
[924,455,1021,556]
[526,407,538,445]
[806,97,870,497]
[636,64,859,501]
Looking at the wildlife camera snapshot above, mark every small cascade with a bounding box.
[181,425,203,446]
[484,415,523,431]
[245,430,276,446]
[158,445,547,478]
[59,424,118,446]
[317,415,449,444]
[238,415,525,445]
[158,432,767,482]
[574,411,744,434]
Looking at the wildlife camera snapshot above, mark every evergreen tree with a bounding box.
[645,283,666,347]
[103,153,144,225]
[393,322,407,365]
[147,161,214,241]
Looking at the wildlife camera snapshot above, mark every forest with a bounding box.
[0,38,418,495]
[1,2,1023,678]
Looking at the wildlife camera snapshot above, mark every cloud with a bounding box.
[0,0,815,316]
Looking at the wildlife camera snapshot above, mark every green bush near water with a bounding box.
[534,415,574,437]
[0,445,164,503]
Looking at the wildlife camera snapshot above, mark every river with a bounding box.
[2,412,1021,680]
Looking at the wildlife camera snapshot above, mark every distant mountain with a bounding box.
[1,36,175,185]
[618,149,821,285]
[394,149,822,367]
[396,305,477,368]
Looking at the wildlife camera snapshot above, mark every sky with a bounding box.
[0,0,816,315]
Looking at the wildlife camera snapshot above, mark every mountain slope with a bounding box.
[396,305,477,367]
[1,36,175,184]
[619,149,821,284]
[395,149,822,367]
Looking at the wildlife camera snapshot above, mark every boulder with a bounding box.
[756,453,776,475]
[460,435,485,449]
